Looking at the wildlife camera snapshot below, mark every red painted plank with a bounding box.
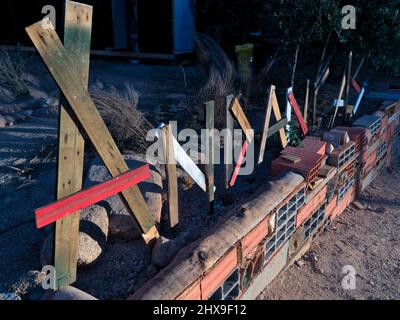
[288,93,309,136]
[229,142,248,187]
[35,164,151,228]
[352,79,361,94]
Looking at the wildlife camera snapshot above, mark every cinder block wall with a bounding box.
[130,102,400,301]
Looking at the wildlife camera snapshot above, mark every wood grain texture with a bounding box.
[163,125,179,228]
[230,98,254,143]
[271,91,288,149]
[54,0,92,289]
[205,101,215,214]
[258,85,274,164]
[25,19,157,240]
[224,95,234,206]
[304,79,310,124]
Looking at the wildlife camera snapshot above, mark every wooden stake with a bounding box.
[352,57,365,82]
[162,124,179,228]
[54,1,92,289]
[26,20,158,242]
[205,101,215,214]
[258,85,274,164]
[344,52,353,122]
[271,91,288,149]
[230,98,254,143]
[223,95,234,206]
[329,72,347,129]
[304,79,310,124]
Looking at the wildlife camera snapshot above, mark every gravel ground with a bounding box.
[259,156,400,300]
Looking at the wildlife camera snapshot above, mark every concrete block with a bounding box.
[240,240,289,300]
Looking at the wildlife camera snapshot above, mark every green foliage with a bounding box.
[287,121,302,147]
[0,49,29,97]
[270,0,400,72]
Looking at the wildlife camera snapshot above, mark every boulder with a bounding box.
[85,155,163,240]
[42,286,97,300]
[0,114,6,128]
[40,205,109,267]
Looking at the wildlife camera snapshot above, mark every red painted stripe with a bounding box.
[229,142,248,187]
[352,79,361,94]
[288,93,309,136]
[35,164,151,229]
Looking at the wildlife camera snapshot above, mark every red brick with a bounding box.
[177,281,202,300]
[326,195,338,218]
[331,187,355,220]
[296,185,327,228]
[200,248,238,299]
[240,218,269,260]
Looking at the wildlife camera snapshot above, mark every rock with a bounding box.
[85,155,163,240]
[0,293,21,300]
[295,260,305,268]
[0,114,6,127]
[42,286,97,300]
[352,201,365,210]
[40,205,109,267]
[151,233,189,268]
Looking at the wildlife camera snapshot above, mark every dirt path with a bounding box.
[259,156,400,300]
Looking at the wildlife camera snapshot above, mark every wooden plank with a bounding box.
[287,92,309,136]
[25,20,158,241]
[353,87,365,115]
[229,142,248,187]
[304,79,310,124]
[267,118,288,139]
[54,0,92,289]
[36,165,151,229]
[344,52,353,121]
[205,101,215,214]
[352,57,364,82]
[271,91,288,148]
[163,125,179,228]
[224,95,234,206]
[329,72,347,129]
[230,98,254,143]
[155,124,209,193]
[352,79,361,94]
[258,85,274,164]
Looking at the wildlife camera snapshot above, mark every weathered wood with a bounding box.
[271,91,288,149]
[352,57,364,82]
[304,79,310,124]
[258,85,274,164]
[229,141,248,187]
[344,52,353,121]
[54,1,92,289]
[329,72,347,129]
[36,165,151,229]
[155,124,209,193]
[205,101,215,214]
[163,124,179,228]
[266,118,288,139]
[223,95,234,206]
[287,91,308,136]
[26,20,158,241]
[230,98,254,143]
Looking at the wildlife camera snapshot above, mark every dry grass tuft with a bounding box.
[91,83,153,152]
[0,49,29,98]
[195,33,237,128]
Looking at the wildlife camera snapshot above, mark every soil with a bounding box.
[259,156,400,300]
[0,55,399,300]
